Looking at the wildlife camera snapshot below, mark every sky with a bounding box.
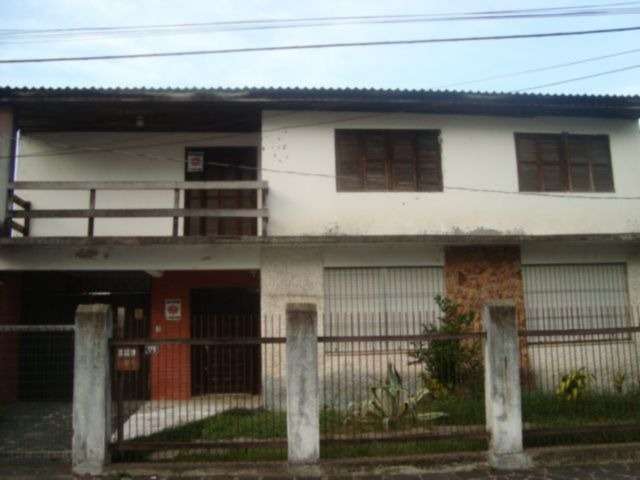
[1,0,640,95]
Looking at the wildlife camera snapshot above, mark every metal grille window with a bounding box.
[323,267,444,349]
[522,263,630,334]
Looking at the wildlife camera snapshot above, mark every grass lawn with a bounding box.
[116,391,640,462]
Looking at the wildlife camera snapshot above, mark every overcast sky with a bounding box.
[1,0,640,95]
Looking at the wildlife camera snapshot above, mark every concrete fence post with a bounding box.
[286,303,320,464]
[483,301,532,470]
[72,304,112,476]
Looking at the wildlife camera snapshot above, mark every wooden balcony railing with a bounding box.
[7,181,269,238]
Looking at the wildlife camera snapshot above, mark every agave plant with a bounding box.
[346,363,445,431]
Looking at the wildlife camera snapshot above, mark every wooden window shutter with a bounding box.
[335,131,364,191]
[415,132,443,191]
[516,133,563,192]
[389,132,417,191]
[362,132,387,190]
[335,129,443,192]
[567,135,614,192]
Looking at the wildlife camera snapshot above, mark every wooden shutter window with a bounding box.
[335,129,443,192]
[335,131,364,191]
[516,133,614,193]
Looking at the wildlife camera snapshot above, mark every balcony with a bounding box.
[6,180,269,243]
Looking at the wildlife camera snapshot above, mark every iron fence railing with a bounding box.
[520,305,640,448]
[3,304,640,464]
[0,324,75,464]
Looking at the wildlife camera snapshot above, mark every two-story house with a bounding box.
[0,86,639,408]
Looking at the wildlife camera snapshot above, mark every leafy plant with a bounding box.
[345,363,445,431]
[556,367,593,401]
[613,370,627,394]
[409,295,482,393]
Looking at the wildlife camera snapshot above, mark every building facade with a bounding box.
[1,87,639,403]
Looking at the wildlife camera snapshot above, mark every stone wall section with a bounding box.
[444,246,531,386]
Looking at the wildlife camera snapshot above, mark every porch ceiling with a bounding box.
[12,102,261,132]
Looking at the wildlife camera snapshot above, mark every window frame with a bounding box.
[334,129,443,193]
[514,132,615,193]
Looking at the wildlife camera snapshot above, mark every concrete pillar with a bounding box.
[483,301,532,470]
[286,303,320,464]
[0,108,15,234]
[72,304,112,476]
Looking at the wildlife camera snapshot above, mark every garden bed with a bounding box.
[113,390,640,462]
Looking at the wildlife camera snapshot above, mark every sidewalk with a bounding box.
[3,462,640,479]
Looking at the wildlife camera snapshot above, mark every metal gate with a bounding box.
[110,314,287,462]
[0,324,75,464]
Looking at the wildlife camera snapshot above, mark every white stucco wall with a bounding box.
[261,111,640,236]
[0,108,14,227]
[16,132,258,236]
[16,112,640,238]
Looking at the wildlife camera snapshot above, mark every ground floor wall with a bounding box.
[2,240,640,406]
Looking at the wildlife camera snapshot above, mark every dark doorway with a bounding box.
[191,287,261,395]
[19,272,151,401]
[184,147,258,236]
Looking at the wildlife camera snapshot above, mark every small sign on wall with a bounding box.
[164,299,182,322]
[186,151,205,173]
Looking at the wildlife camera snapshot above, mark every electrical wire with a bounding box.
[3,7,640,45]
[4,2,640,37]
[517,62,640,90]
[433,47,640,89]
[2,25,640,64]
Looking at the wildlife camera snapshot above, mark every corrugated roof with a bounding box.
[2,85,640,119]
[1,84,639,99]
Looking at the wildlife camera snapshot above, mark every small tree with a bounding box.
[410,295,482,394]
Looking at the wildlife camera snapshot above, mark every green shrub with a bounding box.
[556,367,593,401]
[409,295,482,393]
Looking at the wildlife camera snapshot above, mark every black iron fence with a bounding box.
[0,324,75,464]
[110,314,287,462]
[3,305,639,465]
[520,305,640,448]
[108,307,640,462]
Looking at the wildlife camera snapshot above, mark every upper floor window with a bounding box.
[515,133,614,192]
[335,130,443,192]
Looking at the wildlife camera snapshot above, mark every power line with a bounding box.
[3,25,640,64]
[433,47,640,88]
[4,2,640,37]
[4,7,640,44]
[517,62,640,90]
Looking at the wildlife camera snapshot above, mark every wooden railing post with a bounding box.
[256,185,263,237]
[172,188,180,237]
[87,189,96,237]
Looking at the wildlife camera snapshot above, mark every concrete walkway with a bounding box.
[0,401,72,462]
[117,394,262,440]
